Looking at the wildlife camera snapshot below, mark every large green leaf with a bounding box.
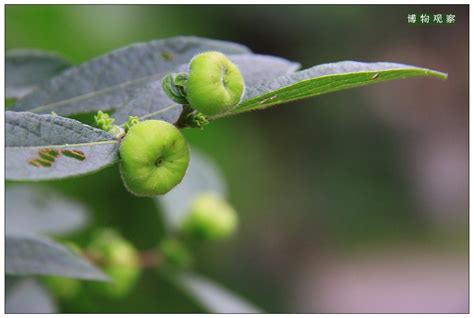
[6,235,108,281]
[6,185,88,236]
[6,49,70,99]
[112,54,299,124]
[9,37,251,116]
[231,54,300,87]
[156,148,226,232]
[212,61,447,119]
[6,111,119,181]
[175,272,262,313]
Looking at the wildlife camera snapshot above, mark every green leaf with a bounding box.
[9,37,251,116]
[156,148,226,232]
[6,234,108,281]
[112,80,183,125]
[6,185,88,236]
[6,49,70,100]
[111,54,299,124]
[175,272,262,313]
[215,61,447,118]
[232,54,300,87]
[6,278,57,314]
[6,111,119,181]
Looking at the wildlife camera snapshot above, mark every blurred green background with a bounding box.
[6,5,468,313]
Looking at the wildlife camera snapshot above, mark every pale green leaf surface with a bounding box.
[6,49,70,99]
[9,37,251,116]
[231,54,300,87]
[6,235,108,281]
[176,272,262,314]
[6,111,119,181]
[218,61,447,118]
[6,185,88,236]
[6,278,57,314]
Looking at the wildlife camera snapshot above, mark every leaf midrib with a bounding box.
[7,139,118,150]
[209,67,447,120]
[26,72,163,113]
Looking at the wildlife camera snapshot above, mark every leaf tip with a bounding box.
[440,72,449,80]
[428,69,448,80]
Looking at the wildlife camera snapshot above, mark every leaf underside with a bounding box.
[6,185,88,236]
[6,49,70,99]
[221,61,447,117]
[6,278,57,314]
[6,111,119,181]
[9,37,252,118]
[7,36,299,126]
[176,272,262,314]
[6,235,108,281]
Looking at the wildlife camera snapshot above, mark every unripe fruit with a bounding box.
[119,120,189,196]
[181,192,238,240]
[42,276,82,300]
[159,237,192,269]
[186,51,244,116]
[87,229,140,298]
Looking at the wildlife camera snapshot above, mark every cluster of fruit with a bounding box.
[119,51,244,197]
[45,52,243,299]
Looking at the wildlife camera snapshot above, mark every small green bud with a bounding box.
[159,238,192,269]
[181,192,238,240]
[119,120,190,196]
[94,110,115,132]
[186,51,245,116]
[182,111,209,129]
[87,229,140,298]
[174,72,188,88]
[176,105,209,129]
[162,72,189,105]
[123,115,140,132]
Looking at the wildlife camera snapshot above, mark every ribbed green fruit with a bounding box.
[186,51,244,116]
[119,120,189,196]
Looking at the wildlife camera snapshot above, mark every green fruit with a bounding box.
[42,276,82,300]
[119,120,190,196]
[186,51,244,116]
[181,192,238,240]
[159,237,192,269]
[87,229,140,298]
